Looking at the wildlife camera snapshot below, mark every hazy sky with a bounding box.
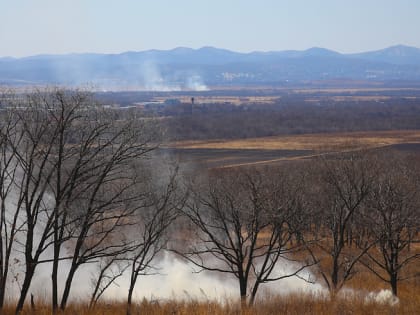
[1,0,419,57]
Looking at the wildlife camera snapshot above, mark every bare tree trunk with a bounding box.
[89,266,108,309]
[390,273,398,296]
[0,268,7,309]
[126,281,136,315]
[331,257,339,293]
[15,264,36,315]
[52,218,60,315]
[60,265,77,310]
[249,282,260,306]
[239,277,247,309]
[30,294,35,313]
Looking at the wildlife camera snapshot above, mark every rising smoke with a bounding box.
[365,289,400,306]
[19,253,323,304]
[3,160,321,305]
[140,61,181,91]
[140,62,209,92]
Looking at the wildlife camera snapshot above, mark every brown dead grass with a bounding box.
[4,284,419,315]
[171,130,420,151]
[4,255,419,315]
[293,87,420,94]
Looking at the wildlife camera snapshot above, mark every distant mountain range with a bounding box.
[1,45,420,89]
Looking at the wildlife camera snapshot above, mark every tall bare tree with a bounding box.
[178,168,313,307]
[126,164,184,315]
[0,88,159,314]
[304,153,377,295]
[9,90,68,315]
[0,91,26,311]
[57,113,156,311]
[361,154,420,296]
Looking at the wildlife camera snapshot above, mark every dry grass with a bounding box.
[168,130,420,168]
[3,286,419,315]
[3,270,419,315]
[305,96,395,103]
[292,87,420,94]
[170,130,420,151]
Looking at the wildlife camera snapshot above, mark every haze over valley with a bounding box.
[2,45,420,88]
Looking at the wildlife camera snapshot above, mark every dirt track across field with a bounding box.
[164,130,420,169]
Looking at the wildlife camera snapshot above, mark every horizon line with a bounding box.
[1,44,419,60]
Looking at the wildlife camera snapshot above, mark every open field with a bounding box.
[96,85,420,107]
[153,95,280,105]
[166,130,420,168]
[292,87,420,94]
[160,148,313,169]
[171,130,420,151]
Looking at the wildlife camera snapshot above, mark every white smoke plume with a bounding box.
[186,75,208,91]
[140,61,181,91]
[365,289,399,306]
[261,259,325,296]
[8,250,325,304]
[102,253,237,302]
[140,62,209,91]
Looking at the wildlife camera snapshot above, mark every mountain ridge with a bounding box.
[1,45,420,88]
[2,44,420,61]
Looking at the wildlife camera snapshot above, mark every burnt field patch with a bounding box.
[384,142,420,153]
[159,148,314,169]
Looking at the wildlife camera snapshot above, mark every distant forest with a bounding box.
[107,94,420,141]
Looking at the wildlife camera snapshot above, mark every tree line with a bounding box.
[0,89,419,314]
[177,154,420,306]
[160,97,420,140]
[0,89,184,315]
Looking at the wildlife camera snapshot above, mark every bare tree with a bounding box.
[178,168,313,307]
[57,117,155,311]
[0,88,159,314]
[126,164,183,315]
[0,91,26,311]
[304,153,377,295]
[361,154,420,296]
[9,90,68,315]
[89,255,129,309]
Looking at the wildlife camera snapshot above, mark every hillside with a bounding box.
[2,45,420,88]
